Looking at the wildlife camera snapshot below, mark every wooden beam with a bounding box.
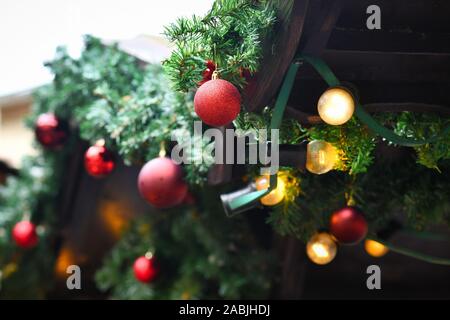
[300,0,346,55]
[296,50,450,83]
[335,0,450,33]
[278,236,308,299]
[328,28,450,54]
[207,124,234,185]
[243,0,309,112]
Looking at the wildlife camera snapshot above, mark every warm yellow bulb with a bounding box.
[255,175,286,206]
[306,232,337,265]
[364,239,389,258]
[318,87,355,125]
[306,140,339,174]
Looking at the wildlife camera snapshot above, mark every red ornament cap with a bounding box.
[133,256,158,283]
[84,143,115,178]
[12,221,38,249]
[329,206,368,245]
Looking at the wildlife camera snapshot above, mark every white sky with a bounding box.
[0,0,214,96]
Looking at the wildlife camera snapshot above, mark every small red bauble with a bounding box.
[84,143,115,178]
[35,113,68,148]
[206,60,216,70]
[133,256,158,283]
[12,221,38,249]
[194,79,241,127]
[199,60,216,86]
[137,157,188,208]
[329,206,368,245]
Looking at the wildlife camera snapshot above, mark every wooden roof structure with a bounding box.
[246,0,450,118]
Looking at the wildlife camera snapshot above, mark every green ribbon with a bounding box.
[227,62,302,213]
[228,174,277,212]
[371,238,450,266]
[300,54,450,147]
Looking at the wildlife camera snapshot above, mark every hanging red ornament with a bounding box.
[206,60,216,70]
[194,75,241,127]
[329,206,368,245]
[199,60,216,86]
[35,113,68,148]
[84,141,115,178]
[133,255,159,283]
[137,157,188,208]
[12,221,38,249]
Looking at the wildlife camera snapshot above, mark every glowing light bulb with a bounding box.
[318,87,355,125]
[255,175,286,206]
[364,239,389,258]
[306,140,339,175]
[306,232,337,265]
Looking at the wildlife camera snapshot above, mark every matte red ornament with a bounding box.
[12,221,38,249]
[35,113,68,148]
[137,157,188,208]
[194,79,241,127]
[84,143,115,178]
[133,256,158,283]
[329,206,368,244]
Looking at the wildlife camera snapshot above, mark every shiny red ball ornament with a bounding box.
[84,143,115,178]
[329,206,368,245]
[133,256,158,283]
[137,157,188,208]
[194,78,241,127]
[35,113,68,148]
[12,221,38,249]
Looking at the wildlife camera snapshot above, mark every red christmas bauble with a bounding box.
[137,157,188,208]
[329,206,368,244]
[194,79,241,127]
[12,221,38,249]
[35,113,68,148]
[133,256,158,283]
[84,144,115,178]
[199,60,216,86]
[206,60,216,70]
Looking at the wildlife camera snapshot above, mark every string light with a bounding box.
[364,239,389,258]
[255,175,286,206]
[317,87,355,125]
[306,140,339,175]
[306,232,337,265]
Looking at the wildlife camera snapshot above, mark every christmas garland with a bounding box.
[0,35,275,298]
[163,0,276,92]
[1,0,449,299]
